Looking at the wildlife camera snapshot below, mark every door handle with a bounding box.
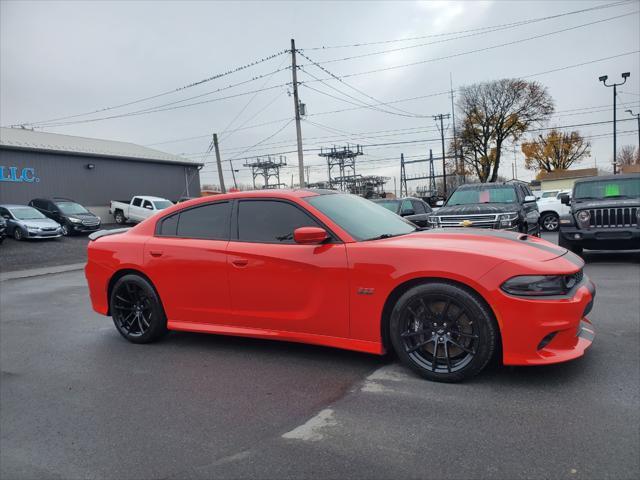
[231,258,249,267]
[149,250,163,257]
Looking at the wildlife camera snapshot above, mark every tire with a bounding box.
[114,211,126,225]
[389,282,497,383]
[109,274,167,344]
[558,233,583,255]
[13,228,24,241]
[540,212,559,232]
[61,224,70,236]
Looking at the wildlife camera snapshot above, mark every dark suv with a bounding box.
[0,215,6,243]
[558,173,639,254]
[372,197,433,228]
[428,181,540,235]
[29,197,101,236]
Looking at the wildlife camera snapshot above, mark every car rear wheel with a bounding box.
[541,213,559,232]
[110,274,167,344]
[390,282,497,383]
[114,211,126,225]
[13,228,24,241]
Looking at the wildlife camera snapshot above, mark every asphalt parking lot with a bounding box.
[1,234,639,479]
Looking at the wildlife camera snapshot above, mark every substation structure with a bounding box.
[400,149,446,198]
[243,155,287,189]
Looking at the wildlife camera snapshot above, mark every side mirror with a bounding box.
[435,200,444,207]
[524,195,537,203]
[2,215,10,220]
[401,208,415,217]
[145,205,153,210]
[560,194,571,206]
[294,227,328,245]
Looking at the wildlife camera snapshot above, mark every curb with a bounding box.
[0,263,85,282]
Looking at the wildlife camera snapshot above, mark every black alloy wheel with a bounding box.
[390,282,497,382]
[110,274,167,343]
[541,213,559,232]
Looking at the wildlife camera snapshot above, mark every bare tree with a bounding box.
[453,79,554,182]
[521,129,590,172]
[618,145,640,166]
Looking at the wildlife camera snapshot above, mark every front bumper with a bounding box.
[560,226,640,250]
[71,223,101,233]
[27,229,62,239]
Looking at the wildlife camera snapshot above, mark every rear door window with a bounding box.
[132,198,142,207]
[159,202,231,240]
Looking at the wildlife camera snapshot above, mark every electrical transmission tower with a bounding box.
[433,113,451,196]
[399,150,444,197]
[318,144,363,191]
[243,155,287,189]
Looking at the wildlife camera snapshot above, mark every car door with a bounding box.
[408,199,431,227]
[128,197,144,222]
[226,198,350,338]
[144,201,232,325]
[520,185,540,233]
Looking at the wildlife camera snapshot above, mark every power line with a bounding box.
[298,11,638,79]
[12,50,287,128]
[302,1,632,50]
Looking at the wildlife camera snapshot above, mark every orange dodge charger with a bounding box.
[86,189,595,382]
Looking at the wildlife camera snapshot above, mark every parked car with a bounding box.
[428,182,540,236]
[536,189,571,232]
[29,197,101,236]
[86,189,595,383]
[0,215,6,243]
[110,196,173,224]
[558,173,640,255]
[0,204,62,240]
[372,197,432,228]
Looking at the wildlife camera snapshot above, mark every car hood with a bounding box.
[434,204,518,216]
[19,218,60,228]
[572,198,640,210]
[377,229,568,263]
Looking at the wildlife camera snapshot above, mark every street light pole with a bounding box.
[626,109,640,152]
[599,72,630,174]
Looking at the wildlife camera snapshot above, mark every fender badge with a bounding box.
[357,287,375,295]
[460,220,473,227]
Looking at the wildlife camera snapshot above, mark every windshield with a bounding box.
[373,200,400,213]
[153,200,173,210]
[540,191,559,199]
[10,207,46,220]
[446,186,517,205]
[306,194,416,241]
[574,178,640,200]
[55,201,89,215]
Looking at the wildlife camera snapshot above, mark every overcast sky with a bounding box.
[1,0,639,191]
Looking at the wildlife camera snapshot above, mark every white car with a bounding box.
[109,196,173,224]
[536,189,571,232]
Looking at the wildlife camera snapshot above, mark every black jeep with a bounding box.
[427,181,540,235]
[558,173,640,254]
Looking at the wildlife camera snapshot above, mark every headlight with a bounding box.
[576,210,590,224]
[69,217,82,223]
[501,274,581,296]
[499,212,518,226]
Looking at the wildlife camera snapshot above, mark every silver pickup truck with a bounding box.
[109,196,173,224]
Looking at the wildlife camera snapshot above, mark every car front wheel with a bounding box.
[540,213,559,232]
[109,274,167,344]
[61,224,70,236]
[390,282,497,383]
[13,228,24,241]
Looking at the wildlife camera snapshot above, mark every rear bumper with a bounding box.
[560,227,640,250]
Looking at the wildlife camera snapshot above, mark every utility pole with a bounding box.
[599,72,630,174]
[433,113,450,196]
[450,73,458,187]
[626,109,640,151]
[212,133,226,193]
[229,159,238,190]
[291,39,305,187]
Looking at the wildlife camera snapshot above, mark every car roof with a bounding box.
[456,183,517,190]
[574,173,640,184]
[0,204,33,209]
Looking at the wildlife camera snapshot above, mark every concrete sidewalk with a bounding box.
[0,263,85,282]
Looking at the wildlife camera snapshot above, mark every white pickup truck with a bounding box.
[109,196,173,224]
[536,189,571,231]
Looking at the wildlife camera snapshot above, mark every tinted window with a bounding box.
[159,213,179,236]
[574,177,640,200]
[176,202,230,239]
[447,186,517,205]
[132,198,142,207]
[238,200,320,243]
[143,200,153,210]
[411,200,426,214]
